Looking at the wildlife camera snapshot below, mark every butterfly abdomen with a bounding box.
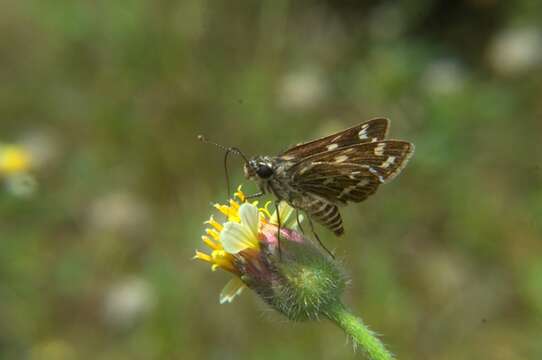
[296,197,344,236]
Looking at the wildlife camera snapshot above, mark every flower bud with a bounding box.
[241,223,347,321]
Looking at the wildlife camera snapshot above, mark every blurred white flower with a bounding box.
[88,191,151,236]
[20,130,59,170]
[4,173,37,198]
[278,69,327,111]
[103,277,156,328]
[421,60,467,95]
[488,26,542,76]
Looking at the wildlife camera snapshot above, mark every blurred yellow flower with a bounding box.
[0,145,31,176]
[0,143,37,197]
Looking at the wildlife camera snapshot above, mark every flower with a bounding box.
[194,186,396,359]
[0,143,37,197]
[278,68,327,111]
[103,277,156,329]
[421,59,468,95]
[0,145,31,176]
[194,185,347,321]
[194,186,304,304]
[488,26,542,76]
[87,191,151,237]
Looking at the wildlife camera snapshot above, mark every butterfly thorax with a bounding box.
[244,155,301,201]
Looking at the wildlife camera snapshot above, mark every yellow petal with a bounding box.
[234,186,246,202]
[202,235,220,250]
[206,228,220,241]
[230,199,241,210]
[205,216,223,231]
[193,250,212,263]
[210,250,236,273]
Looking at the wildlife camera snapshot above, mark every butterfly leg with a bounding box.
[275,201,282,258]
[307,216,335,259]
[295,209,305,234]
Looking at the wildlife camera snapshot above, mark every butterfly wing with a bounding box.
[280,118,389,159]
[273,119,412,236]
[290,140,414,204]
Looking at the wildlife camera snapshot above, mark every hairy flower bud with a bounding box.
[246,224,347,321]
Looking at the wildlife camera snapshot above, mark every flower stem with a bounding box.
[326,303,395,360]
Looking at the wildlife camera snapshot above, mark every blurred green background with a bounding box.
[1,1,542,359]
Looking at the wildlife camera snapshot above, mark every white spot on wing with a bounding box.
[348,171,361,180]
[326,143,339,151]
[339,185,356,198]
[374,143,386,156]
[334,155,349,163]
[380,156,396,169]
[367,166,385,183]
[299,163,314,175]
[358,124,370,140]
[339,178,370,199]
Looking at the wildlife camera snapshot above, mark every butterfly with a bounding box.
[242,118,414,236]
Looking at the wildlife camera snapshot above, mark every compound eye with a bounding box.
[256,164,274,179]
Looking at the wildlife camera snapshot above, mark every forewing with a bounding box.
[280,118,389,159]
[290,140,414,203]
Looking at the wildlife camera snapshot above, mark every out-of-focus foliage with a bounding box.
[1,1,541,359]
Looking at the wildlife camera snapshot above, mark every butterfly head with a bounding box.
[244,156,275,181]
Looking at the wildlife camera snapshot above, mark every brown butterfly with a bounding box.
[242,118,414,236]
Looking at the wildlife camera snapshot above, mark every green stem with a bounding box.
[326,303,395,360]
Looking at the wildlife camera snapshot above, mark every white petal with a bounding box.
[270,201,297,226]
[239,203,259,237]
[221,222,257,254]
[219,277,246,304]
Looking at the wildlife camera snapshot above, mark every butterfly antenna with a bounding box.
[198,135,250,196]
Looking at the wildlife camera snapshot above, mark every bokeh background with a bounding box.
[1,1,542,359]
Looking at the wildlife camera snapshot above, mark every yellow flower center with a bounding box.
[194,186,271,274]
[194,185,302,304]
